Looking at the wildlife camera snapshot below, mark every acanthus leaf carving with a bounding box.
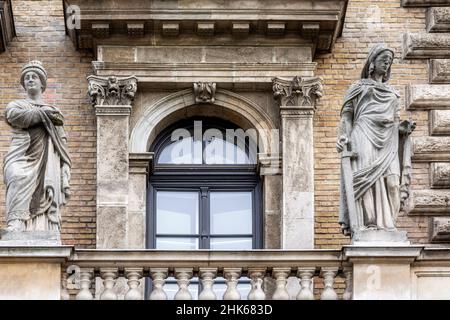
[87,75,138,106]
[272,76,323,107]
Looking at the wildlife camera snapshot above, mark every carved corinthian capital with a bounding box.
[193,82,216,103]
[87,75,138,106]
[272,76,323,107]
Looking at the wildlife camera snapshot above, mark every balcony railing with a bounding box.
[62,249,352,300]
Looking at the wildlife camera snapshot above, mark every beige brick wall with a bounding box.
[0,0,96,247]
[314,0,430,248]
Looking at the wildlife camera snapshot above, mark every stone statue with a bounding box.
[2,61,71,235]
[336,44,415,244]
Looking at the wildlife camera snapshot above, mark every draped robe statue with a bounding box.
[337,45,415,242]
[2,61,71,234]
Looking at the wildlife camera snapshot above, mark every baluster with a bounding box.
[272,268,290,300]
[342,267,353,300]
[198,268,217,300]
[320,267,338,300]
[223,268,241,300]
[149,268,168,300]
[76,268,94,300]
[60,271,70,300]
[174,268,193,300]
[100,268,118,300]
[247,268,266,300]
[124,267,143,300]
[296,268,315,300]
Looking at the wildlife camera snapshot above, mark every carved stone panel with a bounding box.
[430,110,450,135]
[427,7,450,32]
[403,33,450,59]
[431,163,450,188]
[412,136,450,161]
[430,217,450,242]
[429,59,450,83]
[406,84,450,109]
[406,189,450,215]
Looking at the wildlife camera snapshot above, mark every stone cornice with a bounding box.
[0,0,15,52]
[87,75,138,106]
[273,76,323,109]
[63,0,348,56]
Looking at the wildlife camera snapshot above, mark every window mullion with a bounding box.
[200,187,209,249]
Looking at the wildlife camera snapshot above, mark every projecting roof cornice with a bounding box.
[0,0,16,53]
[63,0,348,57]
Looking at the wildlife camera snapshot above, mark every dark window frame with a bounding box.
[146,117,263,250]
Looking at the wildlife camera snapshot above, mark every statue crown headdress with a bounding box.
[20,60,48,92]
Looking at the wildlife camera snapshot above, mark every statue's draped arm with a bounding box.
[5,102,43,129]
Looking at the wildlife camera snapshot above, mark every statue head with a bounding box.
[20,61,48,96]
[361,44,394,82]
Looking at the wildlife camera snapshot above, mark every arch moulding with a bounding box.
[129,89,277,155]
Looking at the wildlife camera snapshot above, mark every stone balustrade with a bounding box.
[62,249,350,300]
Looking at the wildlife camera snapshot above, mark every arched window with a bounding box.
[147,118,262,251]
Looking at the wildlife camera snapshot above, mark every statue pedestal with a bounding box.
[0,230,61,246]
[352,229,410,246]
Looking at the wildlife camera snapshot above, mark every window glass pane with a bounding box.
[210,238,252,250]
[204,136,253,165]
[158,137,202,164]
[157,191,199,234]
[210,192,252,234]
[156,237,199,250]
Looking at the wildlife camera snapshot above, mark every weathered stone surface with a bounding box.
[427,7,450,32]
[97,206,128,249]
[402,0,450,6]
[0,262,62,299]
[412,137,450,161]
[406,189,450,215]
[406,84,450,109]
[430,163,450,188]
[430,217,450,242]
[429,59,450,83]
[0,230,60,246]
[430,110,450,135]
[352,229,410,246]
[403,33,450,59]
